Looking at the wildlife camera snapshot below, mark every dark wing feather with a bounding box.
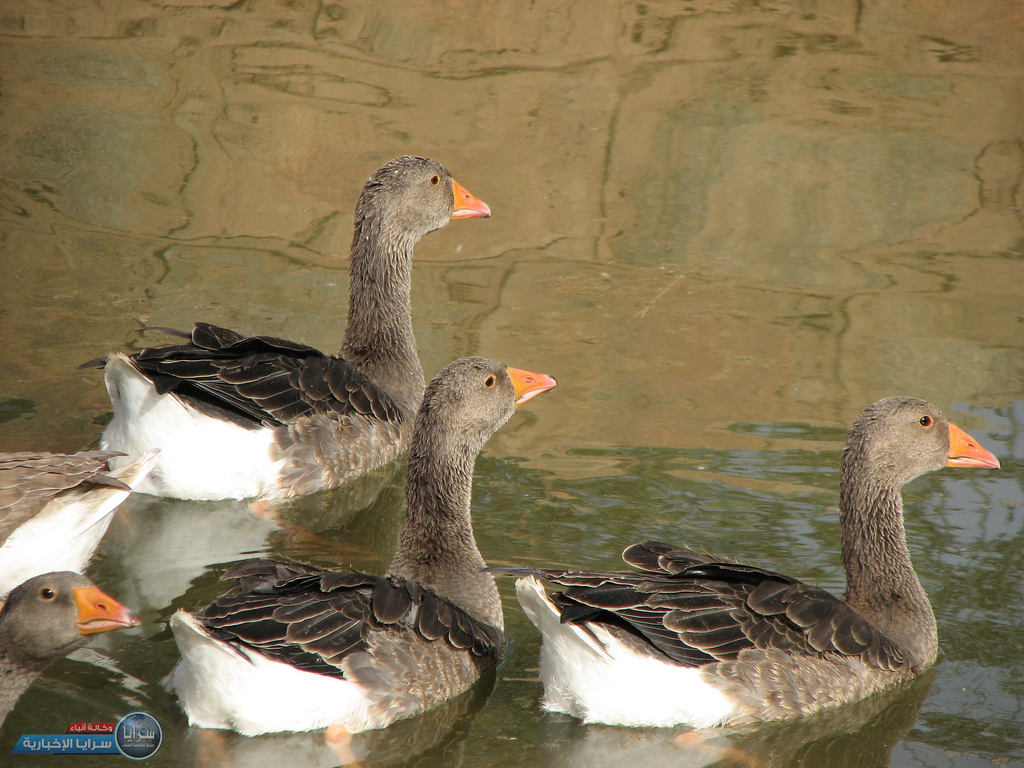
[621,540,717,574]
[0,451,129,546]
[107,323,406,430]
[492,540,907,672]
[196,559,502,680]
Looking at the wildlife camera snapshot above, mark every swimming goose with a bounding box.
[0,450,157,596]
[0,571,140,725]
[165,356,556,734]
[88,156,491,501]
[495,397,999,727]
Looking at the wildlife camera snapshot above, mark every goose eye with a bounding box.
[919,415,933,427]
[430,175,440,186]
[40,588,55,600]
[485,376,496,387]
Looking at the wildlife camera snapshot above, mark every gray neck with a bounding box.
[840,452,937,668]
[340,213,425,417]
[0,644,47,727]
[387,418,502,631]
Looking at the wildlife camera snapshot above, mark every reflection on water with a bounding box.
[176,673,495,768]
[539,671,936,768]
[1,1,1022,767]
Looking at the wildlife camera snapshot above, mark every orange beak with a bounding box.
[946,423,1000,469]
[73,586,141,636]
[506,367,557,407]
[451,179,491,219]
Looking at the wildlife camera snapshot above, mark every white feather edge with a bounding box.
[0,449,159,596]
[515,576,738,729]
[166,610,387,735]
[67,448,159,538]
[100,354,284,500]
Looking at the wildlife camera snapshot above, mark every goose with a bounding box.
[494,397,999,727]
[0,450,157,596]
[0,571,140,725]
[87,156,491,501]
[165,356,557,735]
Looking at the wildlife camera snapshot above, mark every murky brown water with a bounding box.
[1,1,1022,766]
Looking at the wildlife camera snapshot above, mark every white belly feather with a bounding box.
[515,576,737,729]
[100,354,284,500]
[166,611,386,735]
[0,449,158,596]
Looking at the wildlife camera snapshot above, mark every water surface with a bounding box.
[1,1,1022,766]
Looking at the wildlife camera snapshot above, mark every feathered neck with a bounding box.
[0,635,57,727]
[840,443,937,668]
[340,208,425,417]
[387,406,502,631]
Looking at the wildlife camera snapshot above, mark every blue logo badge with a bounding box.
[114,711,162,760]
